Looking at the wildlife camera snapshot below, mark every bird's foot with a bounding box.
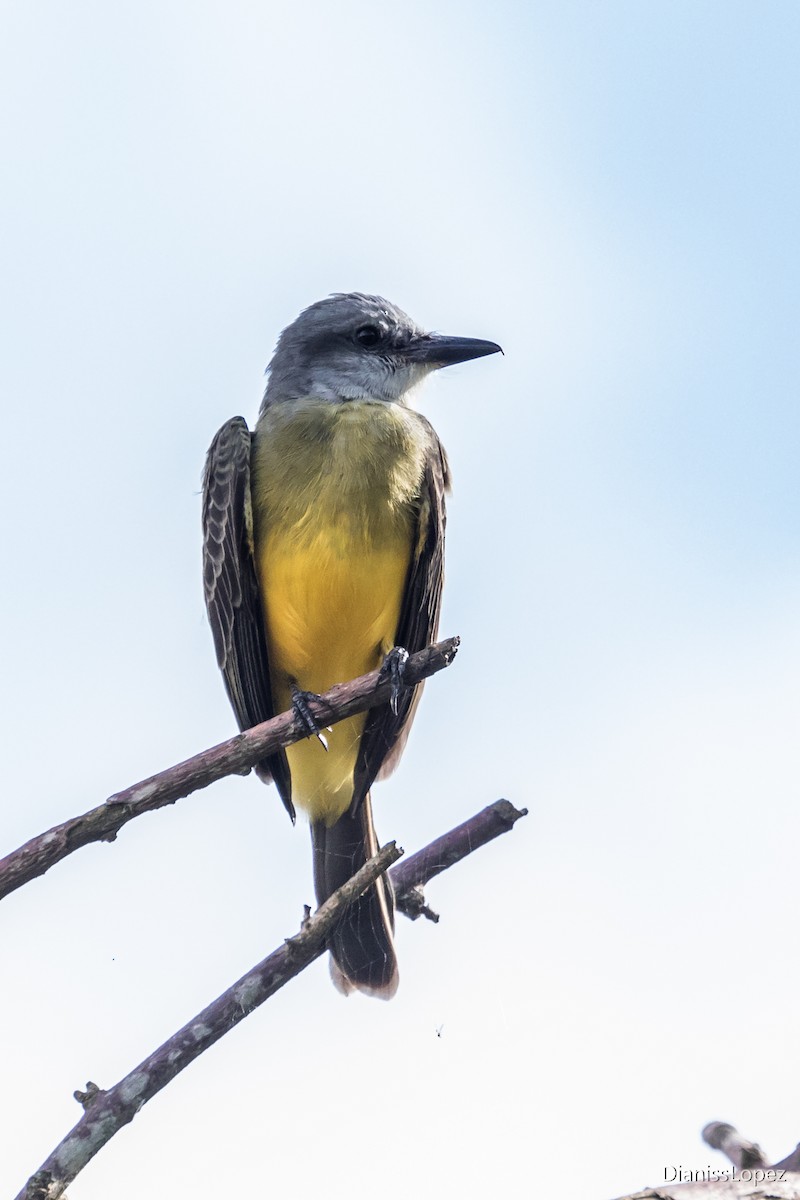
[379,646,410,716]
[290,682,329,751]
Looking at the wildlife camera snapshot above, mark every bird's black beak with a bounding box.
[404,333,503,368]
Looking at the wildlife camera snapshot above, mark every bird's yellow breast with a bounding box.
[251,399,428,823]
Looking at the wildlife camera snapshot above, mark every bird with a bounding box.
[202,293,501,998]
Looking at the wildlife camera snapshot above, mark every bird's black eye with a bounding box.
[355,324,384,349]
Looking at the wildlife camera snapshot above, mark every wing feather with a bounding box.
[201,417,293,819]
[352,423,450,807]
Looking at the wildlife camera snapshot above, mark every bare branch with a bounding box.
[612,1175,800,1199]
[0,637,459,902]
[701,1120,800,1181]
[393,799,528,921]
[16,794,527,1199]
[702,1122,768,1170]
[608,1124,800,1199]
[16,842,403,1200]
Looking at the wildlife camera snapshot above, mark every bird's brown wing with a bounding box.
[352,424,450,809]
[202,416,293,819]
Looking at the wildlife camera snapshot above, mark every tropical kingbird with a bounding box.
[202,293,501,997]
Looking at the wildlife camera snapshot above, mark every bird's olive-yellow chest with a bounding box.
[250,398,429,822]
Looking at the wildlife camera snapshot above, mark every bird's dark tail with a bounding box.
[311,792,399,999]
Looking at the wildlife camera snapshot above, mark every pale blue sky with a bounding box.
[2,3,800,1198]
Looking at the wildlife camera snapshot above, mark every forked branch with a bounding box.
[17,798,527,1200]
[394,799,527,921]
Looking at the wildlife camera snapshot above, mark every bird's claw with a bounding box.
[380,646,410,716]
[290,683,329,751]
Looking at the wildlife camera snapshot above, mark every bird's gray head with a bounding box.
[262,292,501,409]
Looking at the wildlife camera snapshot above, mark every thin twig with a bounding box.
[0,637,459,902]
[16,842,403,1200]
[393,799,527,921]
[703,1119,800,1176]
[703,1122,769,1170]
